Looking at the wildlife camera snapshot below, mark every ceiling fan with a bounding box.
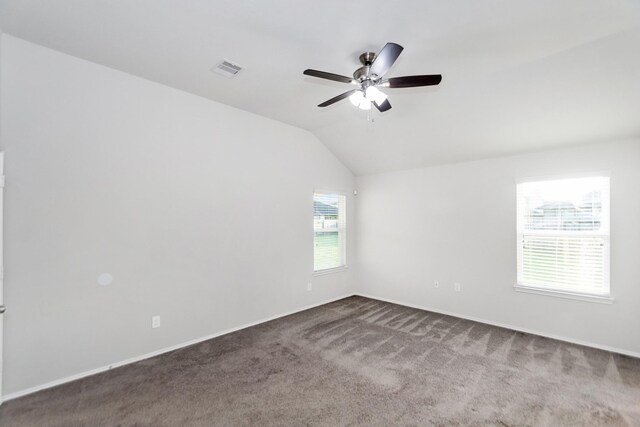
[303,42,442,112]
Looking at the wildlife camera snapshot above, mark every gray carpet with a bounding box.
[1,296,640,426]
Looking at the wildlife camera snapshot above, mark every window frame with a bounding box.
[313,190,347,275]
[514,174,613,304]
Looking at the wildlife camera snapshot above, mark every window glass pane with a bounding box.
[314,192,345,271]
[314,231,340,270]
[520,177,606,232]
[522,235,605,292]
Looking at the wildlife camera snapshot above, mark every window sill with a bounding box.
[514,284,614,304]
[313,266,348,276]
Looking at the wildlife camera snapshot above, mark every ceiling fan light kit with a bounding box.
[303,42,442,113]
[365,86,387,105]
[349,91,371,110]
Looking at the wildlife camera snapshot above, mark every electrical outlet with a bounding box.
[434,280,439,288]
[454,282,461,292]
[307,282,313,291]
[152,315,161,328]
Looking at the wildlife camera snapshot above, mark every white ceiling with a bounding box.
[1,0,639,175]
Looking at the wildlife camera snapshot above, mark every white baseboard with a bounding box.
[5,292,638,403]
[354,293,640,359]
[2,293,353,403]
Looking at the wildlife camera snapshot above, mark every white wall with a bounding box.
[0,35,356,396]
[356,140,640,355]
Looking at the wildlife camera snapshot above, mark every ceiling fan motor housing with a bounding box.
[353,66,369,82]
[354,52,377,82]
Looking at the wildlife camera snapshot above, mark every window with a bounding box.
[314,192,346,272]
[516,176,610,299]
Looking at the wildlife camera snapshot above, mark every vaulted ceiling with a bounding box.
[2,0,639,175]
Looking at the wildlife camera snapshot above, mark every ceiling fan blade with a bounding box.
[374,99,392,112]
[386,74,442,88]
[369,43,404,78]
[303,69,355,84]
[318,89,358,107]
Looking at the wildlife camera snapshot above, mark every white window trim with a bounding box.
[513,284,614,304]
[313,265,349,276]
[313,189,347,274]
[515,174,611,302]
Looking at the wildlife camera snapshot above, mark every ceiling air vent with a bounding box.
[212,59,244,78]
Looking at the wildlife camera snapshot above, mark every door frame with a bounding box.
[0,151,5,404]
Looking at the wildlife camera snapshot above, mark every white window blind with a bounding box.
[314,192,346,272]
[516,176,610,296]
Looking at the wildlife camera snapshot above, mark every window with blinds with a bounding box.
[516,176,610,296]
[314,192,346,272]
